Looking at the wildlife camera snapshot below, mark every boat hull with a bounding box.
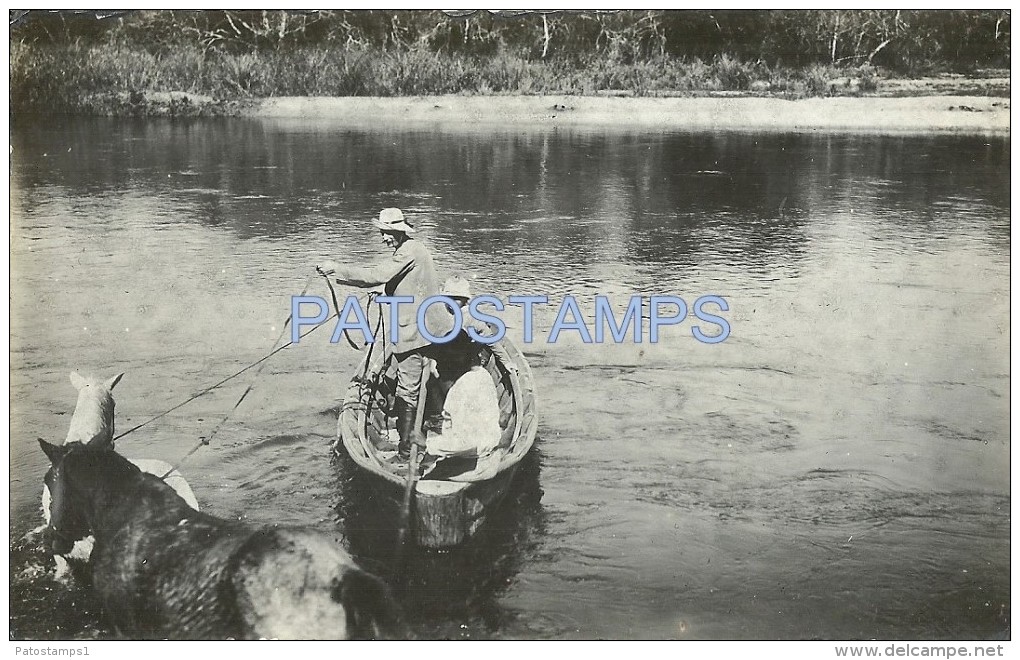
[336,338,538,548]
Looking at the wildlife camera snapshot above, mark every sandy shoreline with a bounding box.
[248,95,1010,135]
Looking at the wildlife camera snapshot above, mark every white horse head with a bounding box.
[64,371,123,449]
[41,370,199,584]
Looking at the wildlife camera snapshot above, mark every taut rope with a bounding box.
[116,276,337,443]
[113,322,334,442]
[108,272,379,480]
[157,275,320,479]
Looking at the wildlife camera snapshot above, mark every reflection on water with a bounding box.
[9,117,1009,640]
[334,449,546,639]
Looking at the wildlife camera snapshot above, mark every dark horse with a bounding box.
[39,437,403,640]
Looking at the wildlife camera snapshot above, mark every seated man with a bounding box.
[422,275,517,433]
[439,274,517,375]
[422,359,503,482]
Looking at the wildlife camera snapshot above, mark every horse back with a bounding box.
[126,459,199,511]
[64,451,402,639]
[91,506,253,639]
[92,510,401,640]
[230,528,401,640]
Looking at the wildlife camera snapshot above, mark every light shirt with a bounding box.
[333,239,455,353]
[426,366,502,460]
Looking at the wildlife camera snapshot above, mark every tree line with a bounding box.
[10,10,1010,72]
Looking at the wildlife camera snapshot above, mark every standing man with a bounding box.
[316,208,454,460]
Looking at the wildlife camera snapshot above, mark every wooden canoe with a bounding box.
[335,337,538,549]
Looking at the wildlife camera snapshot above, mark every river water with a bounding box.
[9,118,1009,640]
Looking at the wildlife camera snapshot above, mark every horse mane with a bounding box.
[59,444,194,527]
[62,443,139,482]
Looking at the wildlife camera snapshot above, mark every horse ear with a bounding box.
[39,439,68,464]
[85,431,114,451]
[104,373,125,391]
[333,570,404,640]
[69,372,88,391]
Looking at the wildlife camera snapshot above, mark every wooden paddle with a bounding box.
[395,359,430,558]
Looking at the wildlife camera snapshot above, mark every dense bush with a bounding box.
[12,10,1008,67]
[9,10,1010,114]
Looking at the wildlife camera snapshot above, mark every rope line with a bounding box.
[117,277,381,443]
[332,290,389,456]
[111,274,384,480]
[321,276,388,387]
[324,276,362,350]
[112,324,326,442]
[117,314,340,443]
[158,276,320,478]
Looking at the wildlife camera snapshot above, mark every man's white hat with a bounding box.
[441,275,472,300]
[372,207,416,234]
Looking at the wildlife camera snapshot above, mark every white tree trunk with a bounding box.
[867,39,892,64]
[542,14,551,59]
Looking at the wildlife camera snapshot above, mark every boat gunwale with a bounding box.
[337,338,537,494]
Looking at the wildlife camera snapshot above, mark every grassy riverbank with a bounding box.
[10,10,1011,117]
[10,39,1010,119]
